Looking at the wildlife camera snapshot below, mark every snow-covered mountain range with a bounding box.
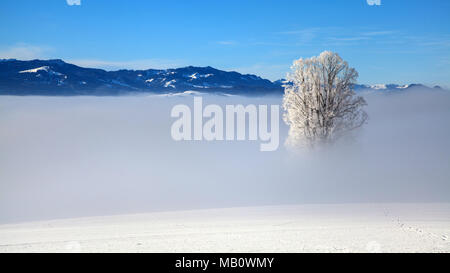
[0,59,280,95]
[354,83,443,93]
[0,59,444,96]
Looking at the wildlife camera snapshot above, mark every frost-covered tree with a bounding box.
[282,51,368,148]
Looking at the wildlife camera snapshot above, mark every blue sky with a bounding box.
[0,0,449,86]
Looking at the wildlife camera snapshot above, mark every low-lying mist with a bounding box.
[1,89,450,223]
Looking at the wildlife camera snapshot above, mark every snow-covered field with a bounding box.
[0,203,449,253]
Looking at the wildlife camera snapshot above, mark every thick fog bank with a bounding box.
[0,90,449,223]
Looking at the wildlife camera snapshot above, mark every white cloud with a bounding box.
[67,58,188,70]
[329,36,371,41]
[278,28,322,44]
[0,44,50,60]
[216,41,238,46]
[362,31,394,36]
[366,0,381,6]
[0,45,187,70]
[229,63,288,81]
[66,0,81,6]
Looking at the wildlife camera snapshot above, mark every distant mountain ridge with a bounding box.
[0,59,281,96]
[353,83,444,92]
[0,59,444,96]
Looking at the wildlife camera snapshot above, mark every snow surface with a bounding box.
[164,79,176,88]
[19,66,51,73]
[19,66,63,76]
[370,84,387,90]
[189,73,213,80]
[153,90,206,97]
[0,203,449,253]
